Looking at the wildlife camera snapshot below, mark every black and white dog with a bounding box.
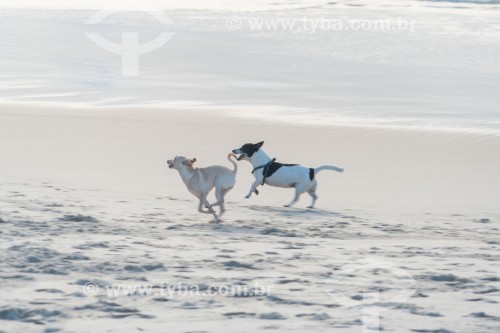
[232,141,344,208]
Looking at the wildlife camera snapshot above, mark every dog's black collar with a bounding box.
[252,158,276,185]
[252,158,276,174]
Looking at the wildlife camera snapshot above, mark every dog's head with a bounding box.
[232,141,264,161]
[167,156,197,170]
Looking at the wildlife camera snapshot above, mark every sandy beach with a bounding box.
[1,0,500,332]
[1,105,500,333]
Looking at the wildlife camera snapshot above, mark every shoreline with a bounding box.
[1,103,499,217]
[1,101,499,137]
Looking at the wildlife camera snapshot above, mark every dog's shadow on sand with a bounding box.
[245,205,343,217]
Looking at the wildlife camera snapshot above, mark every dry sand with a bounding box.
[1,104,499,332]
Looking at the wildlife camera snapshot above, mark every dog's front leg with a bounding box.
[198,195,219,223]
[245,179,261,199]
[197,199,211,214]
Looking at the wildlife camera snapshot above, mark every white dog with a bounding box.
[232,141,343,208]
[167,154,238,223]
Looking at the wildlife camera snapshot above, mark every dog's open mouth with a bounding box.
[236,153,247,161]
[167,161,174,168]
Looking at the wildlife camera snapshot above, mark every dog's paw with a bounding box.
[244,195,251,199]
[283,204,290,208]
[307,206,315,209]
[254,189,259,195]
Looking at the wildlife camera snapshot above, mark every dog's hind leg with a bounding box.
[284,188,303,208]
[209,187,231,217]
[307,190,318,209]
[219,202,226,217]
[307,182,318,209]
[218,187,232,217]
[207,186,223,208]
[207,187,223,207]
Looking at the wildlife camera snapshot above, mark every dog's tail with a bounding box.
[314,165,344,174]
[227,153,238,174]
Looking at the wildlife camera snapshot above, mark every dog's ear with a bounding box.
[255,141,264,149]
[182,158,196,166]
[181,160,190,166]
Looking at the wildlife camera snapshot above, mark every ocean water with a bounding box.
[2,0,500,10]
[0,0,499,135]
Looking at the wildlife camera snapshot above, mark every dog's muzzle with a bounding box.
[231,149,245,161]
[167,161,174,168]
